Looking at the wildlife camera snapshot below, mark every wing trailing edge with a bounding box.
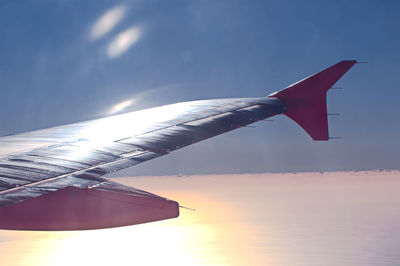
[268,60,357,140]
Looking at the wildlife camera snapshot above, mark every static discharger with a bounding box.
[179,205,196,211]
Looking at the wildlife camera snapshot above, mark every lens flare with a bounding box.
[108,99,134,115]
[107,26,142,59]
[90,5,126,41]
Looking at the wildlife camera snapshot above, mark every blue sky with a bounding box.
[0,0,399,175]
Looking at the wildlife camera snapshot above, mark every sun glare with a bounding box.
[0,192,260,266]
[77,100,199,144]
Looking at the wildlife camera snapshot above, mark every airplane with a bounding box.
[0,60,357,230]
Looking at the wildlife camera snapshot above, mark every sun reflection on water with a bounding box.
[0,193,259,266]
[1,172,400,266]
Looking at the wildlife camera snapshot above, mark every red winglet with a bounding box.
[268,60,357,140]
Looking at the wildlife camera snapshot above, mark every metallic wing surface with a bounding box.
[0,60,357,230]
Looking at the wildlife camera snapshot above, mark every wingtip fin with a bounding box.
[269,60,357,141]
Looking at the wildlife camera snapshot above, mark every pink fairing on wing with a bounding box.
[268,60,357,141]
[0,186,179,230]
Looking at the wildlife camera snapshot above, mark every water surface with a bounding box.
[0,171,399,266]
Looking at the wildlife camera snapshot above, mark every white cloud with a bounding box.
[107,26,141,59]
[90,5,126,41]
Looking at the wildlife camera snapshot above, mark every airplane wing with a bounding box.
[0,60,357,230]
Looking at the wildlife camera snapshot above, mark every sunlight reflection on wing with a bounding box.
[77,101,198,143]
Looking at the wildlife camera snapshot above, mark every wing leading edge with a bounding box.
[0,61,356,230]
